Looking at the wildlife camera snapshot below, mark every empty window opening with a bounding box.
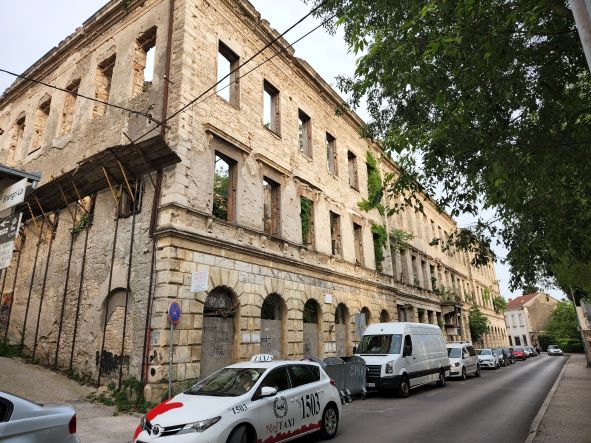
[31,97,51,151]
[60,79,80,136]
[329,211,341,256]
[348,151,358,190]
[217,42,240,106]
[326,132,337,175]
[411,255,420,286]
[213,153,237,222]
[94,54,116,117]
[298,109,311,157]
[263,80,280,134]
[421,260,428,289]
[118,178,145,218]
[8,114,26,164]
[133,27,157,97]
[353,222,364,265]
[300,196,314,247]
[263,177,281,236]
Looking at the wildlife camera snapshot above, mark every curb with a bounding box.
[524,355,570,443]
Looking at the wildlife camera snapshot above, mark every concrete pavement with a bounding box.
[529,353,591,443]
[0,357,139,442]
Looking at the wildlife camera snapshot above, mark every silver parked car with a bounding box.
[547,344,564,356]
[0,392,79,442]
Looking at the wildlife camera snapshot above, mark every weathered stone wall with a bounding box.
[0,0,173,383]
[0,0,510,398]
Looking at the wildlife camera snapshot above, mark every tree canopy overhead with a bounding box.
[308,0,591,293]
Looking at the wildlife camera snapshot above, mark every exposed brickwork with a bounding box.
[0,0,508,401]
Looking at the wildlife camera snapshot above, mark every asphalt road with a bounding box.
[305,354,567,443]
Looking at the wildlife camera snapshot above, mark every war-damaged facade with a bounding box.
[0,0,508,399]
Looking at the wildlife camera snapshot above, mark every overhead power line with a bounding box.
[131,0,332,143]
[0,68,166,128]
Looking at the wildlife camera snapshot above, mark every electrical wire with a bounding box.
[0,68,166,127]
[129,0,332,144]
[196,13,338,110]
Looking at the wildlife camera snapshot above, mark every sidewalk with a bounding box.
[529,353,591,443]
[0,357,139,442]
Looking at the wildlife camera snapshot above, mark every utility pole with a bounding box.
[571,0,591,72]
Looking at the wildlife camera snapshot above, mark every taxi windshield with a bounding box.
[357,334,402,354]
[186,368,266,397]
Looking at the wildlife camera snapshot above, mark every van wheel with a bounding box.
[436,370,446,387]
[475,365,481,377]
[461,367,467,381]
[397,375,410,398]
[320,404,339,439]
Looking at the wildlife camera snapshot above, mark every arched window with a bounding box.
[303,299,321,358]
[380,309,390,323]
[335,303,350,357]
[100,288,133,380]
[201,287,238,377]
[260,293,286,358]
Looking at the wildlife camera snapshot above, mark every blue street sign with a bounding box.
[168,301,181,324]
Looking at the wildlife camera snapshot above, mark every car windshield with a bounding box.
[493,348,503,355]
[357,334,402,354]
[186,368,266,396]
[514,347,523,352]
[447,348,461,358]
[548,345,558,349]
[477,349,492,355]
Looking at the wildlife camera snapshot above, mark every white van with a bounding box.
[355,322,450,397]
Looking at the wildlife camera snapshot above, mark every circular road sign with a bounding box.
[168,302,181,324]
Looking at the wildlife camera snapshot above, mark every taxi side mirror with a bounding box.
[260,386,277,398]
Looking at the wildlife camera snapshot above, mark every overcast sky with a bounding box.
[0,0,563,301]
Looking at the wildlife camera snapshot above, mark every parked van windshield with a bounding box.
[447,348,461,358]
[357,334,402,354]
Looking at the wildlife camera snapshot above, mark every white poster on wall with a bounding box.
[0,241,14,269]
[191,270,209,292]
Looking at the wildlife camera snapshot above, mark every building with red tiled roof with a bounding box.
[504,292,559,348]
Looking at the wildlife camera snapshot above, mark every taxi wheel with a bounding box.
[227,425,251,443]
[320,403,339,439]
[460,367,467,381]
[475,365,481,377]
[436,370,446,387]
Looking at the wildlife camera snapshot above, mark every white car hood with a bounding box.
[147,393,244,427]
[479,355,493,360]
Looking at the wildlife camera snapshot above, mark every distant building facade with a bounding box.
[0,0,508,399]
[504,293,559,348]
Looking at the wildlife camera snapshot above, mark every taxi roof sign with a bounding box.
[250,354,274,363]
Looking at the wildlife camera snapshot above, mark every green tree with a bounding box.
[309,0,591,292]
[468,305,489,344]
[492,296,507,313]
[545,300,583,352]
[212,168,229,220]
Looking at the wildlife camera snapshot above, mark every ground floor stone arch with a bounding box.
[303,298,321,358]
[335,303,350,357]
[380,309,390,322]
[100,288,133,381]
[201,286,238,377]
[260,293,286,358]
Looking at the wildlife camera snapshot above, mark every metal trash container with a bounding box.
[323,356,367,401]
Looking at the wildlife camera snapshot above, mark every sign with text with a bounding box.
[191,270,209,292]
[0,178,27,213]
[0,213,22,244]
[0,241,14,270]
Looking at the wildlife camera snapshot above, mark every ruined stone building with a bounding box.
[0,0,507,399]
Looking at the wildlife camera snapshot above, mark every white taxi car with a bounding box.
[133,355,341,443]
